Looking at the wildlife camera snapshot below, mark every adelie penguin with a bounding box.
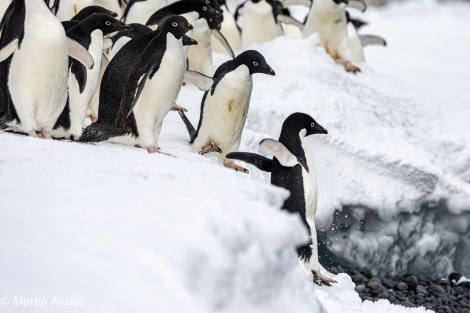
[79,15,201,154]
[177,50,275,173]
[303,0,367,73]
[52,13,130,140]
[0,0,93,137]
[226,112,336,286]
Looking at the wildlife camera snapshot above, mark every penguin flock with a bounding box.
[0,0,386,287]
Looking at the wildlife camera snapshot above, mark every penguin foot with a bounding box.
[171,103,187,112]
[0,123,7,130]
[40,131,52,139]
[312,270,337,287]
[224,162,249,174]
[199,142,222,155]
[138,145,175,157]
[345,62,361,73]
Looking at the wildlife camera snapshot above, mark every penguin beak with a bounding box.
[187,23,193,30]
[321,127,328,134]
[125,24,133,30]
[109,11,118,17]
[267,67,275,76]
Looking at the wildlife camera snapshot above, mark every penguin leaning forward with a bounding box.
[177,50,275,173]
[79,15,201,154]
[303,0,365,73]
[226,112,337,286]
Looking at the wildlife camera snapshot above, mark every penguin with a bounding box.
[236,0,302,47]
[211,0,242,53]
[226,112,336,286]
[61,5,119,31]
[187,11,235,77]
[80,15,197,154]
[345,11,386,63]
[145,0,222,28]
[177,50,275,172]
[303,0,364,73]
[52,13,130,140]
[0,0,24,128]
[0,0,93,137]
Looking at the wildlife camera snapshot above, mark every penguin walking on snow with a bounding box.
[80,16,198,154]
[226,112,336,286]
[52,13,130,140]
[0,0,93,137]
[177,50,275,172]
[303,0,365,73]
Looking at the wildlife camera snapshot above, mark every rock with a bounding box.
[396,282,408,291]
[417,285,428,295]
[355,284,366,293]
[353,273,368,284]
[402,275,418,290]
[382,278,397,289]
[429,284,446,295]
[329,267,339,274]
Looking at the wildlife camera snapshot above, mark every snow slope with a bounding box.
[1,0,469,312]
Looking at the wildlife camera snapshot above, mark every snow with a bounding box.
[1,0,469,312]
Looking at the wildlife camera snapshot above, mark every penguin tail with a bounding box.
[176,109,197,142]
[79,121,112,142]
[226,152,273,172]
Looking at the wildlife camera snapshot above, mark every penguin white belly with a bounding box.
[241,0,282,47]
[68,30,105,138]
[192,66,252,157]
[212,5,241,53]
[125,0,166,24]
[187,19,213,76]
[8,1,68,133]
[303,2,351,62]
[132,35,186,148]
[347,23,365,63]
[55,0,95,21]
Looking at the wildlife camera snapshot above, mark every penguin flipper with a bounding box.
[277,15,304,32]
[0,38,18,62]
[184,70,214,91]
[347,0,367,13]
[79,121,113,142]
[176,109,197,141]
[211,29,235,59]
[70,61,87,94]
[360,35,387,47]
[260,138,298,167]
[67,37,94,70]
[226,152,273,172]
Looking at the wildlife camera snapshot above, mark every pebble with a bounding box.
[348,270,470,313]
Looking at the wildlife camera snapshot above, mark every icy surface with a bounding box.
[1,0,469,312]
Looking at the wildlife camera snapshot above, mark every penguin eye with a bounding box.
[105,21,111,26]
[311,122,315,127]
[253,61,258,66]
[209,18,213,22]
[172,22,178,27]
[202,6,208,11]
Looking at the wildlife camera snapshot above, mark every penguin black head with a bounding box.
[195,0,223,18]
[206,14,224,30]
[236,50,275,76]
[159,15,193,39]
[282,113,328,137]
[78,13,131,36]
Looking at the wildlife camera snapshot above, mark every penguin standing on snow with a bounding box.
[80,16,198,154]
[226,113,336,286]
[0,0,93,137]
[52,13,130,140]
[303,0,365,73]
[177,50,275,172]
